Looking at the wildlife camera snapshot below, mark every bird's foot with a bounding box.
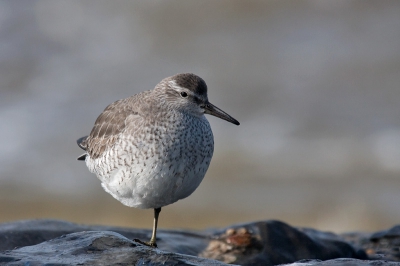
[133,238,157,248]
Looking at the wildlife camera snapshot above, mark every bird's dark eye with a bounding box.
[180,91,188,98]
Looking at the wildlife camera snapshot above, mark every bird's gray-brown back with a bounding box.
[80,91,153,160]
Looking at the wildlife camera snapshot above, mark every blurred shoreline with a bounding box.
[1,1,400,233]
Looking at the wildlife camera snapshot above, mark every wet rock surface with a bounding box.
[0,231,228,266]
[0,219,399,265]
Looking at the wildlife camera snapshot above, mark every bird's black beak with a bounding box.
[203,102,240,125]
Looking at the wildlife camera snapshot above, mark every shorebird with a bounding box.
[77,73,239,247]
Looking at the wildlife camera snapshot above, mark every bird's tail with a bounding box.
[76,136,88,161]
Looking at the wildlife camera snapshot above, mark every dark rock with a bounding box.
[0,231,229,266]
[279,258,400,265]
[0,219,385,266]
[341,225,400,262]
[201,220,366,265]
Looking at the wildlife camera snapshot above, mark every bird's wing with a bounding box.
[83,98,142,159]
[77,136,88,150]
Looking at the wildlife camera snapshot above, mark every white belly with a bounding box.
[86,114,214,209]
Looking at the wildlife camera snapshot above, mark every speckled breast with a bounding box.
[86,112,214,209]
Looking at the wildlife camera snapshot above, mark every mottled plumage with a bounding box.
[77,73,239,247]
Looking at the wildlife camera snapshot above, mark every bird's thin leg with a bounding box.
[148,207,161,247]
[133,207,161,248]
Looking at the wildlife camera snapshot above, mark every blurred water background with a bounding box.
[1,0,400,233]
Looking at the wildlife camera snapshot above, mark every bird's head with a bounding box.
[157,73,239,126]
